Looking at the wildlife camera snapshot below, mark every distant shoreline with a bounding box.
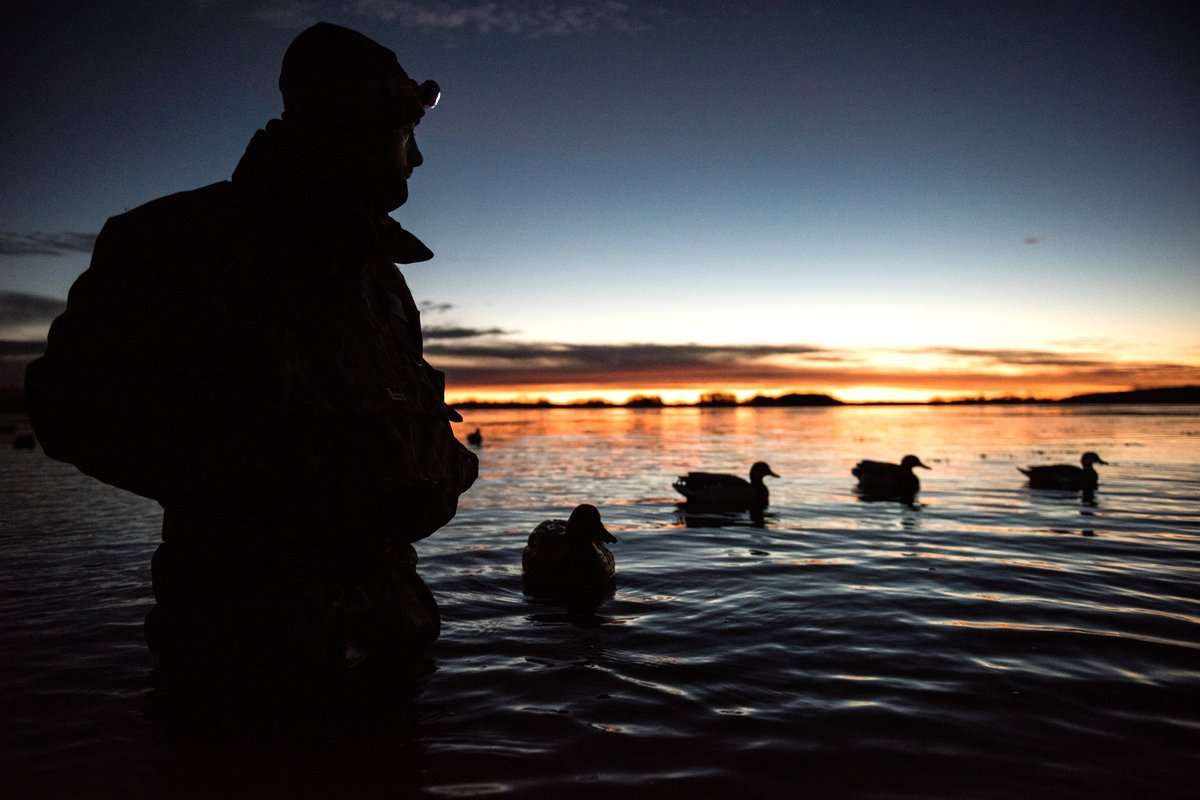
[2,385,1197,415]
[447,386,1200,410]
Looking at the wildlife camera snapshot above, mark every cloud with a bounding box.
[916,346,1113,368]
[1024,236,1041,245]
[3,328,1199,397]
[0,292,66,326]
[251,0,321,28]
[419,300,455,314]
[426,340,831,364]
[0,341,47,356]
[0,294,64,375]
[422,339,1200,393]
[424,325,510,339]
[426,340,847,386]
[1047,337,1119,350]
[351,0,650,36]
[0,232,96,256]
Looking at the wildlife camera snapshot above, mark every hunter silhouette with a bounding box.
[26,22,477,702]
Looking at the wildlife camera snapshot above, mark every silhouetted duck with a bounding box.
[522,504,617,594]
[1019,451,1107,491]
[852,455,929,498]
[466,427,483,446]
[673,461,779,511]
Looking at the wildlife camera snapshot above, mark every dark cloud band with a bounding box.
[0,292,67,325]
[424,325,509,339]
[348,0,650,37]
[3,323,1196,396]
[426,341,833,365]
[0,341,48,356]
[425,340,1200,390]
[916,347,1114,368]
[0,233,96,257]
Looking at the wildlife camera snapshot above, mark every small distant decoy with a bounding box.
[13,433,36,450]
[673,461,779,511]
[522,504,617,595]
[466,427,483,446]
[1019,451,1107,491]
[852,455,930,499]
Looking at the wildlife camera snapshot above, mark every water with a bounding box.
[2,405,1198,797]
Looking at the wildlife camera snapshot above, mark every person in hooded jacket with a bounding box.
[26,22,478,702]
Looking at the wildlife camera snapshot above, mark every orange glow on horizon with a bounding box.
[444,380,1169,405]
[435,340,1200,405]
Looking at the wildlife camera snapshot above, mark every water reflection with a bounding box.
[525,609,615,628]
[900,507,922,530]
[521,580,616,621]
[673,505,770,529]
[1050,527,1098,537]
[1025,487,1099,508]
[7,405,1200,797]
[854,487,923,512]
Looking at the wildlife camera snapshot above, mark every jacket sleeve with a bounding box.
[26,214,189,500]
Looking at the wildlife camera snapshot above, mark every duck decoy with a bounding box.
[1019,451,1107,491]
[466,427,483,446]
[852,455,929,499]
[522,504,617,595]
[673,461,779,511]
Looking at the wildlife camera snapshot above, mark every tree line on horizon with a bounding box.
[444,385,1200,410]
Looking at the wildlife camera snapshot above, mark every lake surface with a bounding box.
[2,405,1198,798]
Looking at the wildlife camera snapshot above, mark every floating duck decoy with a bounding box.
[1019,451,1107,491]
[852,455,930,499]
[466,427,483,446]
[673,461,779,511]
[522,504,617,595]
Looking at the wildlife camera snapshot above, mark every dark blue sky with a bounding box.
[2,1,1198,399]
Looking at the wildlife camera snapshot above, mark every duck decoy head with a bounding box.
[750,461,780,481]
[1081,452,1108,467]
[900,455,931,470]
[567,504,617,543]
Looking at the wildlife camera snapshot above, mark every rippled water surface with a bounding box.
[3,405,1199,797]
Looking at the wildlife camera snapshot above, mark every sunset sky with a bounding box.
[2,1,1198,402]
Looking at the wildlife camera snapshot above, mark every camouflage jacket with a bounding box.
[27,120,477,543]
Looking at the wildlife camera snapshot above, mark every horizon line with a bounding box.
[447,385,1200,411]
